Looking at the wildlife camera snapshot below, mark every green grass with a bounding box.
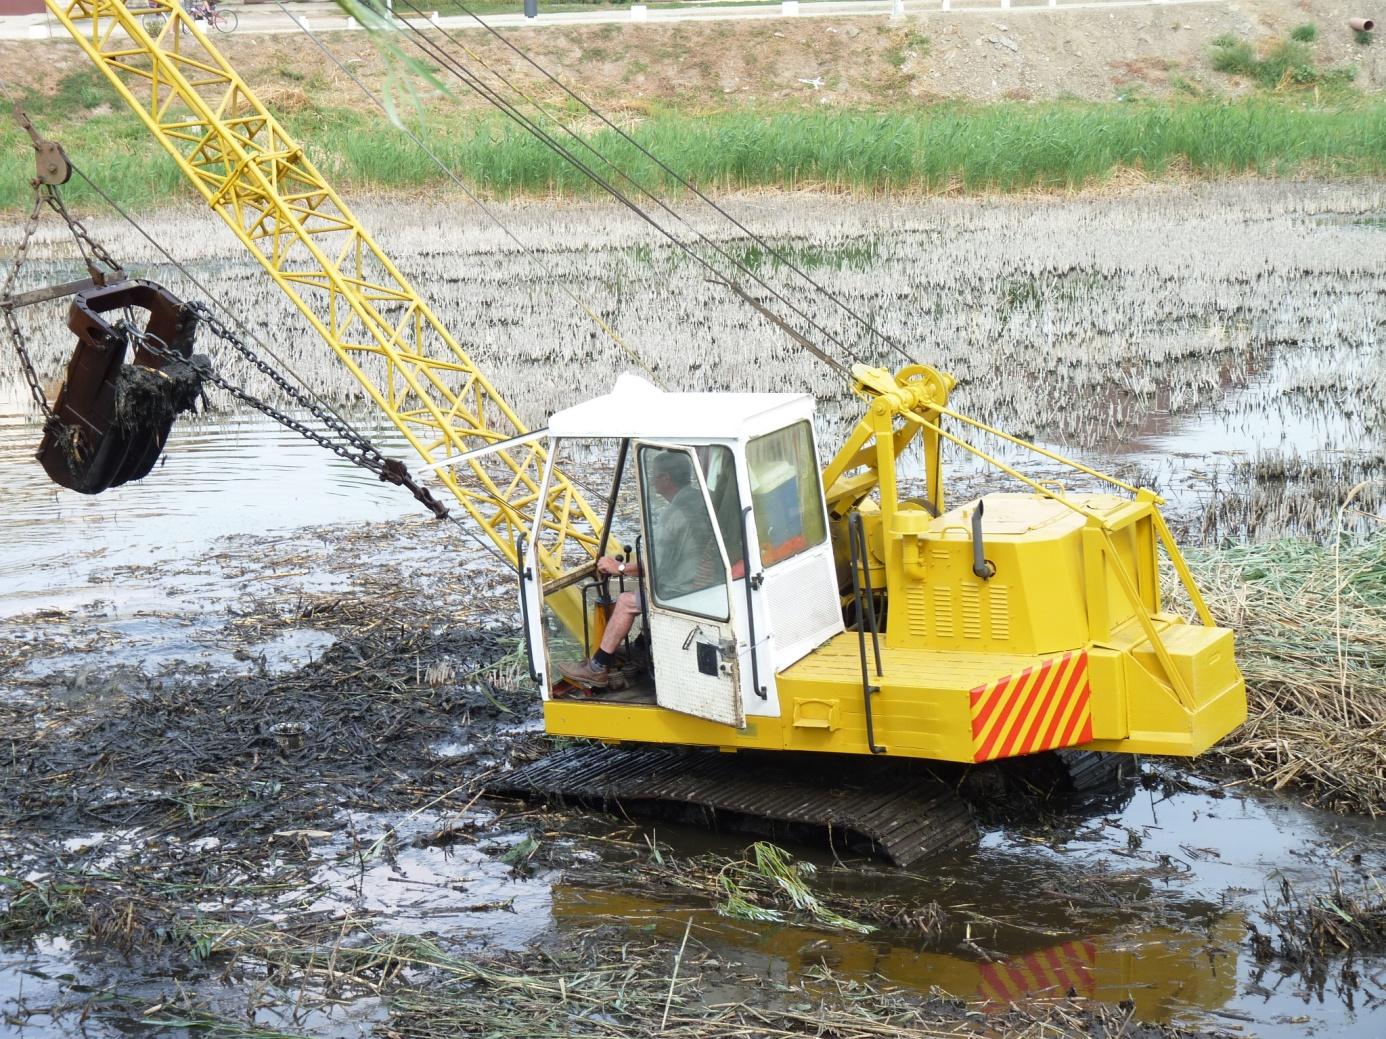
[1211,32,1354,90]
[8,98,1386,210]
[730,239,881,272]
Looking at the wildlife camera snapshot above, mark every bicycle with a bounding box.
[140,4,237,35]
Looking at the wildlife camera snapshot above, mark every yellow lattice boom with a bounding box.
[44,0,602,584]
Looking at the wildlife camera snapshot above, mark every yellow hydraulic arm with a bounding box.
[42,0,603,593]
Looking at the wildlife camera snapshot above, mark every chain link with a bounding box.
[2,182,125,422]
[187,302,390,471]
[126,311,451,520]
[2,176,455,527]
[2,190,58,420]
[45,188,124,280]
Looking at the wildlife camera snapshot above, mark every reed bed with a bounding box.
[1252,872,1386,966]
[7,100,1386,211]
[1199,452,1385,544]
[1247,871,1386,1005]
[1192,536,1386,815]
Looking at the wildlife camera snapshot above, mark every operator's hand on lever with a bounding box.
[596,555,640,578]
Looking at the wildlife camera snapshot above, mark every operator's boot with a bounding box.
[557,658,610,689]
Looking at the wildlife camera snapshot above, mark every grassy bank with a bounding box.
[4,97,1386,211]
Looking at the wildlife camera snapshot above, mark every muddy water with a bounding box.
[1,367,1383,1037]
[4,438,1386,1039]
[0,407,418,616]
[567,777,1386,1037]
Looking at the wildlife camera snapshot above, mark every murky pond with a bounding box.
[3,402,1385,1036]
[561,775,1386,1037]
[3,182,1385,1036]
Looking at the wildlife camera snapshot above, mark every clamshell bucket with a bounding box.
[37,280,202,494]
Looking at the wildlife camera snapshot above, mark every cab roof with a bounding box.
[547,374,814,441]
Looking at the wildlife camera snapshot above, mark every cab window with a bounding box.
[695,445,745,578]
[747,421,826,567]
[638,445,729,619]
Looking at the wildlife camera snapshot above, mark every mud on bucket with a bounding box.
[37,279,204,495]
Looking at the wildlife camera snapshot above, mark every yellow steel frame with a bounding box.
[43,0,603,589]
[817,363,1231,729]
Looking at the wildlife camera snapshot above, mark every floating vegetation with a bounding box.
[0,607,528,859]
[1252,873,1386,965]
[3,511,1385,1035]
[717,842,875,933]
[1248,872,1386,1009]
[1193,536,1386,814]
[579,838,948,937]
[4,918,1180,1039]
[376,933,1162,1039]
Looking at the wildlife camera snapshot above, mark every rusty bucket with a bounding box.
[37,280,202,494]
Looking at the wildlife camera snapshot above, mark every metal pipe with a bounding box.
[515,533,539,684]
[634,534,651,659]
[740,506,767,700]
[595,437,630,561]
[852,511,884,677]
[581,581,593,660]
[847,513,886,754]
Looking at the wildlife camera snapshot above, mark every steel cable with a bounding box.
[421,0,921,370]
[274,1,666,388]
[378,5,860,376]
[64,164,519,569]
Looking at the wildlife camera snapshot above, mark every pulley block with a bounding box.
[37,280,204,494]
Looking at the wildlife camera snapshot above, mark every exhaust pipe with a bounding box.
[1350,17,1375,31]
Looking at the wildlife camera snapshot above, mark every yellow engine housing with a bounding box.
[545,491,1246,763]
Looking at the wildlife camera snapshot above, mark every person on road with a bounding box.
[557,450,710,689]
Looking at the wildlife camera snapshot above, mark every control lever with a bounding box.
[971,500,996,580]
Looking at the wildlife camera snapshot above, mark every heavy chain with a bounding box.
[0,122,463,537]
[44,187,124,281]
[127,308,451,520]
[187,302,389,471]
[0,190,54,419]
[3,181,125,422]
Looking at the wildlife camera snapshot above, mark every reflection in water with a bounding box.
[553,886,1242,1025]
[545,770,1386,1039]
[0,409,419,613]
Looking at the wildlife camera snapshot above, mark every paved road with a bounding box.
[1,0,1226,41]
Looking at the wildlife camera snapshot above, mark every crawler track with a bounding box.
[489,745,977,866]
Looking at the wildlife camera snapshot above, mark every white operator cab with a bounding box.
[519,375,844,729]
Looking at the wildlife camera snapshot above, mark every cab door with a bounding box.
[636,443,743,728]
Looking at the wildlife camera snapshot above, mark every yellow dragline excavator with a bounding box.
[11,0,1245,863]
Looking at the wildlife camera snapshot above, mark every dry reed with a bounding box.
[1192,535,1386,814]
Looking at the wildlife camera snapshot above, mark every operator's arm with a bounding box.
[596,555,640,577]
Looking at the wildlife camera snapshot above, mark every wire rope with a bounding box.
[274,2,665,389]
[390,0,872,374]
[426,0,921,370]
[64,162,518,570]
[375,6,860,376]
